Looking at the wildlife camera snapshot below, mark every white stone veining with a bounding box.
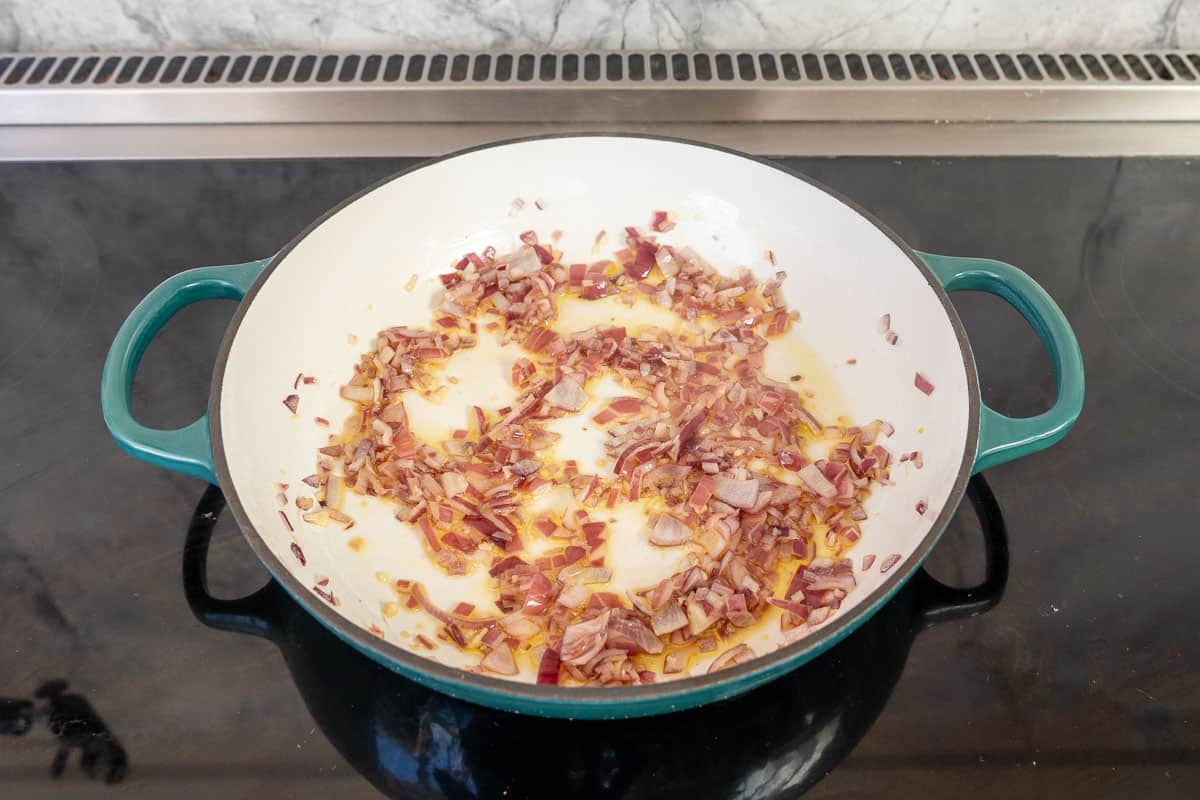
[1,0,1197,53]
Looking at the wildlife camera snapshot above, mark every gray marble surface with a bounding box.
[1,0,1197,53]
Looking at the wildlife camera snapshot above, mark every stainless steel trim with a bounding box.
[3,48,1200,124]
[4,121,1199,160]
[2,48,1199,158]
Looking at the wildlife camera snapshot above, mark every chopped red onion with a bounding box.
[685,595,723,636]
[914,372,935,395]
[543,378,587,411]
[411,583,497,629]
[481,645,519,676]
[316,220,907,685]
[607,614,664,654]
[650,600,688,635]
[797,464,837,498]
[650,210,676,232]
[536,648,562,684]
[561,610,611,665]
[725,593,756,627]
[649,513,692,546]
[807,606,833,626]
[707,643,755,673]
[712,477,759,509]
[340,385,373,404]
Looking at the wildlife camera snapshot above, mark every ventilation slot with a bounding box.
[0,48,1197,90]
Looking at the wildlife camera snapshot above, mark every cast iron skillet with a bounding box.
[185,475,1007,800]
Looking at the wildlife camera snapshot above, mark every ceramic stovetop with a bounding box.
[0,157,1195,799]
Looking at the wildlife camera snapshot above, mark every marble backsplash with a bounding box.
[1,0,1196,53]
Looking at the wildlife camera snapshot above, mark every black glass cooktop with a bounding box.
[1,157,1197,798]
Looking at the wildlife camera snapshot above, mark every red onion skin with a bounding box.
[411,583,497,629]
[537,648,562,685]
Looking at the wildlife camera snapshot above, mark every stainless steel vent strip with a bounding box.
[3,48,1200,126]
[3,49,1200,159]
[4,48,1200,87]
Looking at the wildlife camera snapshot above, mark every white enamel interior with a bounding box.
[218,137,971,681]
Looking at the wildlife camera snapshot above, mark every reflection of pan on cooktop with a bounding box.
[185,476,1007,800]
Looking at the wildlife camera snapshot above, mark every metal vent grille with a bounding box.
[4,48,1200,159]
[2,48,1199,87]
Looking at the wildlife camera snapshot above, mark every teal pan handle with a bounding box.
[101,258,271,484]
[918,252,1085,474]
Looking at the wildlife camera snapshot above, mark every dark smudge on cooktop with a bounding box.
[0,157,1196,799]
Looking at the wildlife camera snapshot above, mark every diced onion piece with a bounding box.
[724,593,756,627]
[650,600,688,635]
[411,583,497,629]
[536,648,562,685]
[712,477,759,509]
[707,643,755,673]
[655,246,679,277]
[797,465,837,498]
[379,402,408,424]
[440,471,468,498]
[498,613,542,638]
[807,606,833,626]
[500,246,541,278]
[340,384,374,404]
[557,583,591,608]
[664,651,688,674]
[648,513,691,546]
[581,567,613,584]
[301,510,328,526]
[685,595,722,636]
[481,645,519,676]
[561,610,611,665]
[324,476,345,509]
[914,372,935,395]
[607,614,664,654]
[543,378,587,411]
[650,210,676,232]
